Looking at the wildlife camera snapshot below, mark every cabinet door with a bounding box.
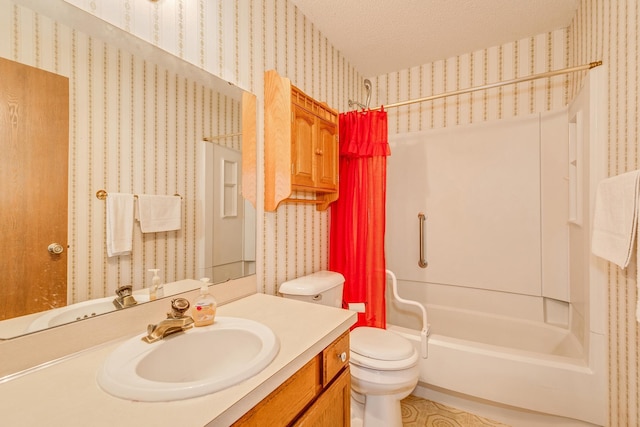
[231,355,322,426]
[293,367,351,427]
[292,104,316,189]
[315,117,338,192]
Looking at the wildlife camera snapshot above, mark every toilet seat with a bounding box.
[350,327,419,371]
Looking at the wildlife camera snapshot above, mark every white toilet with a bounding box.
[279,270,420,427]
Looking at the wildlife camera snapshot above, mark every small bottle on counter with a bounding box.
[148,269,162,300]
[192,278,217,327]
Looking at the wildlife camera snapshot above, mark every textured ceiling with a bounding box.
[289,0,579,77]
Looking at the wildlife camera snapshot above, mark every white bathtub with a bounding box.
[388,304,605,426]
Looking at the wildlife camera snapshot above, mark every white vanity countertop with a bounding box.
[0,293,356,427]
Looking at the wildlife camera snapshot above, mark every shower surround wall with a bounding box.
[385,103,606,424]
[8,0,640,424]
[386,110,572,327]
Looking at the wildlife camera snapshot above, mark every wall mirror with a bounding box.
[0,0,256,339]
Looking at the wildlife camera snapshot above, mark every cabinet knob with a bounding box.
[315,149,323,155]
[338,351,347,363]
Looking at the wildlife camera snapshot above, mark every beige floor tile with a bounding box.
[401,394,511,427]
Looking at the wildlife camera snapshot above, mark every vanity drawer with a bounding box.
[322,330,349,387]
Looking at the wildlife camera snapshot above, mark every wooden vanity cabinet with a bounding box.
[232,331,350,426]
[265,69,339,211]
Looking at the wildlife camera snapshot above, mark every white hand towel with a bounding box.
[592,169,640,321]
[106,193,135,257]
[136,194,182,233]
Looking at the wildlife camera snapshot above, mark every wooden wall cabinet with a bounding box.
[232,331,351,426]
[265,70,339,211]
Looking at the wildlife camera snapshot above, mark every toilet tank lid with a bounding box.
[279,270,345,295]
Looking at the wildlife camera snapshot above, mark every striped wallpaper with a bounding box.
[570,1,640,426]
[4,0,639,424]
[58,0,367,296]
[370,29,569,135]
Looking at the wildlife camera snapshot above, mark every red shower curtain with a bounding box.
[329,109,390,329]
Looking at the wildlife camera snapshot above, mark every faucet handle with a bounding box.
[115,284,133,298]
[169,298,190,318]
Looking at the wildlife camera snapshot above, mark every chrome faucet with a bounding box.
[113,284,138,309]
[142,298,194,343]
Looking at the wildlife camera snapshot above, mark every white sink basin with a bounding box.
[97,317,280,401]
[27,294,150,332]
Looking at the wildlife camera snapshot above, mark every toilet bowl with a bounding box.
[349,326,419,427]
[279,271,421,427]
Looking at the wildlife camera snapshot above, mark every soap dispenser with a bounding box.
[192,278,217,327]
[148,269,163,300]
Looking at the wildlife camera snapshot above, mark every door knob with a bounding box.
[48,243,64,254]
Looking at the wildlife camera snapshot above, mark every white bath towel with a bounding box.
[592,169,640,321]
[592,170,640,268]
[106,193,135,257]
[136,194,182,233]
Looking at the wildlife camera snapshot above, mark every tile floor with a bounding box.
[401,395,510,427]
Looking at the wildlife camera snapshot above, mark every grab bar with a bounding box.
[387,269,429,358]
[418,212,428,268]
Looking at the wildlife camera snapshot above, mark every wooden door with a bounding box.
[0,57,69,320]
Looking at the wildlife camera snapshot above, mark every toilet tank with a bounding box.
[278,270,344,308]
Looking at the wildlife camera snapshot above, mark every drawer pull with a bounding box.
[338,352,347,363]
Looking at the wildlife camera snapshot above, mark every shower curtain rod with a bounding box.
[370,60,602,111]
